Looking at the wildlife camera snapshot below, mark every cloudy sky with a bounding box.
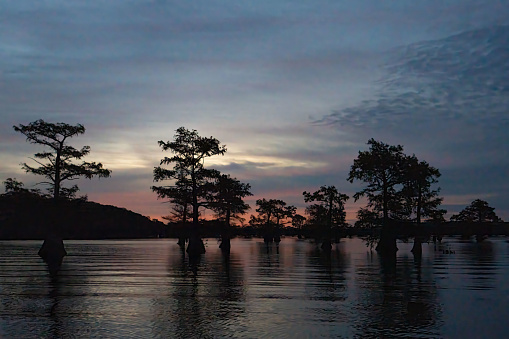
[1,0,508,223]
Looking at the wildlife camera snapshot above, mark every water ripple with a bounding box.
[1,238,508,338]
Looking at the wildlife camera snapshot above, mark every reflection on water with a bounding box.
[1,237,509,338]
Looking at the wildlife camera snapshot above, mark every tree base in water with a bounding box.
[321,240,332,252]
[38,236,67,275]
[187,236,206,256]
[219,237,231,254]
[411,237,423,257]
[376,236,398,254]
[38,236,67,261]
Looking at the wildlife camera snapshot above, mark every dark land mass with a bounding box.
[380,221,509,238]
[2,193,508,241]
[0,192,165,240]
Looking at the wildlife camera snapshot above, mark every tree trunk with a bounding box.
[39,198,66,274]
[416,186,422,224]
[187,234,205,256]
[39,235,67,261]
[191,171,199,227]
[321,239,332,253]
[39,235,66,276]
[413,198,423,257]
[264,211,273,243]
[411,236,423,257]
[379,177,396,255]
[376,221,398,254]
[54,147,62,200]
[178,204,188,248]
[328,196,333,233]
[188,169,205,255]
[382,178,388,225]
[220,209,231,253]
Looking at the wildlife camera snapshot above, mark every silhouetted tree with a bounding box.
[3,178,25,193]
[249,214,265,227]
[152,127,226,255]
[291,213,306,236]
[303,185,349,229]
[450,199,502,223]
[153,168,193,245]
[303,185,349,249]
[254,198,295,242]
[355,207,382,228]
[401,156,444,223]
[348,139,407,224]
[162,203,193,225]
[2,178,45,197]
[426,208,447,223]
[280,204,297,226]
[304,204,328,230]
[13,120,111,264]
[13,120,111,200]
[257,199,295,226]
[208,174,252,252]
[348,139,408,253]
[254,198,278,225]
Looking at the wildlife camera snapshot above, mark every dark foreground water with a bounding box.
[1,237,509,338]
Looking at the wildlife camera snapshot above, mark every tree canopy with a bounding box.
[400,155,445,223]
[208,174,252,227]
[451,199,502,223]
[347,139,408,225]
[348,139,445,227]
[2,178,44,197]
[303,185,349,229]
[252,198,296,227]
[152,127,227,228]
[13,120,111,200]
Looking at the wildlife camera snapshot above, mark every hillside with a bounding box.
[0,192,166,240]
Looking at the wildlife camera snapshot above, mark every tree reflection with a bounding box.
[257,241,282,278]
[151,244,246,338]
[461,240,498,290]
[353,250,442,337]
[302,243,349,325]
[305,242,348,297]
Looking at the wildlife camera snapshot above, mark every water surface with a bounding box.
[1,237,508,338]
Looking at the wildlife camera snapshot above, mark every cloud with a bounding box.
[317,25,509,221]
[319,25,509,161]
[2,1,509,223]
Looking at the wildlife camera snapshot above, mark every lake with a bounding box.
[1,237,508,338]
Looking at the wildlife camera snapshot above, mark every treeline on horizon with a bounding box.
[0,120,504,243]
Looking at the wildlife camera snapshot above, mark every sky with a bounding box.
[1,0,508,223]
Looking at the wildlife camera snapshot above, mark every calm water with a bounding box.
[1,237,509,338]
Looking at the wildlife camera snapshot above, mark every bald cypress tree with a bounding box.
[14,120,111,201]
[303,185,349,249]
[152,127,226,255]
[451,199,502,223]
[208,174,252,252]
[348,139,407,253]
[13,119,111,265]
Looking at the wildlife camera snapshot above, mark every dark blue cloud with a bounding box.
[320,26,509,128]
